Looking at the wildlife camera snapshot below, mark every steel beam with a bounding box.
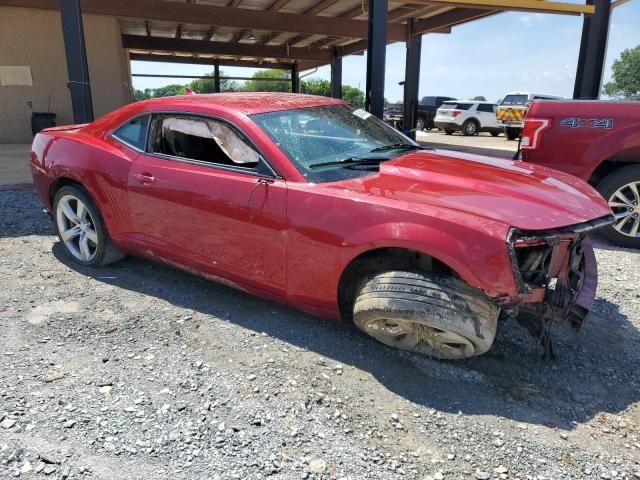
[365,0,388,119]
[573,0,611,99]
[403,20,422,139]
[291,63,300,93]
[59,0,93,123]
[412,8,494,34]
[214,62,221,93]
[122,35,332,62]
[128,53,294,70]
[331,48,342,99]
[407,0,595,15]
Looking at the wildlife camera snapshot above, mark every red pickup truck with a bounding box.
[521,100,640,248]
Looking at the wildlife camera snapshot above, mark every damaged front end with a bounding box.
[499,215,614,358]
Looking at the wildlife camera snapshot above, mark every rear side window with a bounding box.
[477,104,495,113]
[440,102,472,110]
[113,115,149,150]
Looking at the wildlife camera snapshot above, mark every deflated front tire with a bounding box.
[353,271,500,359]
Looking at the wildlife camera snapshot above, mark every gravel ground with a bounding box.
[1,187,640,480]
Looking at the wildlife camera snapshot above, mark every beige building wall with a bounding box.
[0,6,132,143]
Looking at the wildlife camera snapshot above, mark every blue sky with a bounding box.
[132,1,640,102]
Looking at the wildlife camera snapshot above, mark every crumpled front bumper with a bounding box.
[499,215,613,332]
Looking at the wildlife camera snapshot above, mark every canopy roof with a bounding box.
[3,0,595,70]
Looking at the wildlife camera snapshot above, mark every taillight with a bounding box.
[451,110,462,118]
[521,118,550,150]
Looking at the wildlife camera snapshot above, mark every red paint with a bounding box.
[30,93,612,321]
[521,100,640,181]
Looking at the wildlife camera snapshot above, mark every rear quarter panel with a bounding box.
[31,127,138,243]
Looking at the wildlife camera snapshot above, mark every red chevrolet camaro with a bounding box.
[30,93,613,359]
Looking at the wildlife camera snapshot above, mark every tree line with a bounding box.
[134,68,365,106]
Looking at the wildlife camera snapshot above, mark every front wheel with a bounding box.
[53,185,125,267]
[353,271,499,359]
[597,165,640,248]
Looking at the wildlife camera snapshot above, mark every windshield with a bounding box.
[501,94,528,106]
[251,104,420,183]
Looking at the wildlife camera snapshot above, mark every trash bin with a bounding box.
[31,112,56,135]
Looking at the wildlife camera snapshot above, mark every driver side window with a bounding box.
[150,115,260,169]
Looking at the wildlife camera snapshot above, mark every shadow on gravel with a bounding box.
[53,242,640,431]
[0,187,53,238]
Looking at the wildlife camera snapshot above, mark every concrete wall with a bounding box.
[0,7,132,143]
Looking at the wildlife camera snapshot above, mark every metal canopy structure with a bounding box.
[1,0,609,128]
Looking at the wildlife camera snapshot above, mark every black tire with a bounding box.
[596,165,640,248]
[53,185,125,267]
[505,127,520,141]
[462,119,479,136]
[353,271,499,359]
[444,129,455,135]
[490,131,500,137]
[416,117,425,131]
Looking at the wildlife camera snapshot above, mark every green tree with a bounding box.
[472,95,487,101]
[133,88,152,101]
[149,84,188,97]
[244,69,291,92]
[189,71,242,93]
[341,85,365,107]
[301,78,331,96]
[603,45,640,100]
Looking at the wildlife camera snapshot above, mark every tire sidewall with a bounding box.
[463,120,478,136]
[53,185,109,267]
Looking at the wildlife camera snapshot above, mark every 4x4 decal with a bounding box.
[560,117,614,129]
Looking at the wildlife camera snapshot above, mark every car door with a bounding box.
[474,103,494,129]
[126,113,288,297]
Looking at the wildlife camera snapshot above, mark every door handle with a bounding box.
[133,172,156,184]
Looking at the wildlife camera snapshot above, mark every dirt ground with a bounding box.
[1,187,640,480]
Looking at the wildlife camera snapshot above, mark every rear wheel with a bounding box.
[353,271,499,359]
[416,117,425,131]
[490,130,500,137]
[53,185,125,267]
[597,165,640,248]
[462,119,479,136]
[444,129,455,135]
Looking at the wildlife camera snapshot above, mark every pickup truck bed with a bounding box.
[521,100,640,248]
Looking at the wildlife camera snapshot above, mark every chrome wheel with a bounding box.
[608,181,640,238]
[56,194,99,262]
[357,316,475,359]
[416,118,425,130]
[464,121,478,135]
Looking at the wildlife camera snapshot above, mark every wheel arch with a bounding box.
[337,246,461,322]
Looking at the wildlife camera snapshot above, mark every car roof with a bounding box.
[135,92,346,115]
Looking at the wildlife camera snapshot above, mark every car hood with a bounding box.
[330,149,611,231]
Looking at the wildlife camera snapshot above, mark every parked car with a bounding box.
[497,92,563,140]
[383,103,403,129]
[417,96,456,130]
[434,101,502,136]
[521,99,640,248]
[30,93,612,360]
[383,96,456,131]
